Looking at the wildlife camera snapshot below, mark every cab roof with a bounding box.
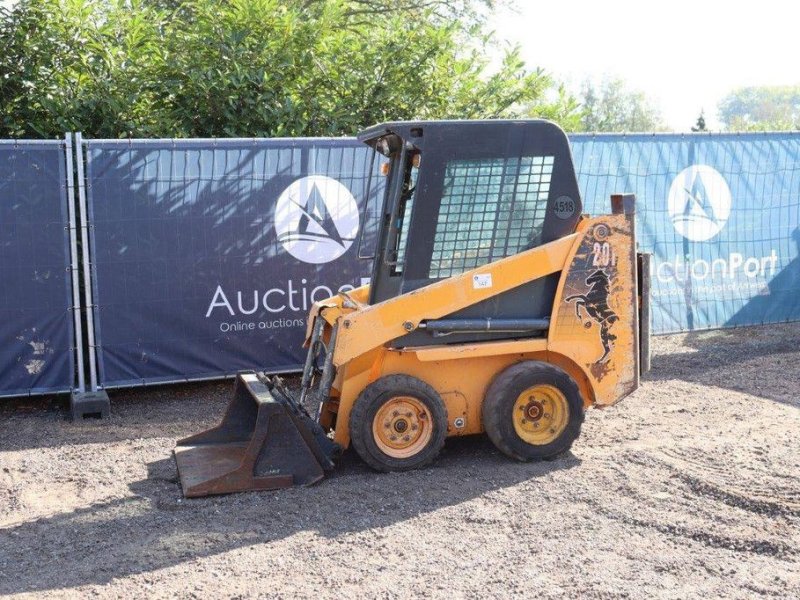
[357,119,565,153]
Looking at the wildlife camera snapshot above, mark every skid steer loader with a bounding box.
[174,119,651,497]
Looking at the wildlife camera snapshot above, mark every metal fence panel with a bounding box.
[83,133,800,388]
[0,141,75,397]
[84,139,381,387]
[571,133,800,333]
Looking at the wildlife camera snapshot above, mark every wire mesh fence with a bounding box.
[1,131,798,395]
[78,132,800,387]
[571,132,800,333]
[82,138,382,387]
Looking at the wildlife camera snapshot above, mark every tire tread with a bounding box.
[349,374,447,472]
[482,361,585,461]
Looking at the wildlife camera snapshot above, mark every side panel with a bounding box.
[331,348,553,446]
[328,340,597,448]
[549,212,639,405]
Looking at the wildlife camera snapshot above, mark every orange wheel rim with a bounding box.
[372,396,433,458]
[512,384,569,445]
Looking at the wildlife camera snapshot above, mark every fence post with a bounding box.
[69,132,110,420]
[74,132,99,392]
[64,133,86,394]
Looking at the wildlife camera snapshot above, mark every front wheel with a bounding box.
[349,374,448,472]
[482,361,585,461]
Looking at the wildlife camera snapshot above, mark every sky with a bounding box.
[491,0,800,131]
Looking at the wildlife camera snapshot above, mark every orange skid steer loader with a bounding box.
[174,120,651,497]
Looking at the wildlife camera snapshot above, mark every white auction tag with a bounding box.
[472,273,493,289]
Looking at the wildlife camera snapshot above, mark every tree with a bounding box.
[0,0,579,138]
[522,82,583,131]
[0,0,169,137]
[575,77,666,133]
[691,110,707,132]
[718,85,800,131]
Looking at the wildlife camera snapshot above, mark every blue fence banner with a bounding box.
[571,133,800,333]
[81,133,800,389]
[84,139,381,387]
[0,141,75,397]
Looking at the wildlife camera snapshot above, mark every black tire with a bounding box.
[482,361,584,461]
[349,374,447,472]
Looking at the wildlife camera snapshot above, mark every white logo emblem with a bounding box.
[274,175,359,264]
[667,165,732,241]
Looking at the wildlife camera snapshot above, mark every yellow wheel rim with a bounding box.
[512,384,569,445]
[372,396,433,458]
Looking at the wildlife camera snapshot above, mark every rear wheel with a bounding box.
[349,374,447,472]
[482,361,584,461]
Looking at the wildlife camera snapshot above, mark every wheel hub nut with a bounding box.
[524,400,544,421]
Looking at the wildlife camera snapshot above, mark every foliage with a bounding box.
[691,110,707,132]
[0,0,578,138]
[718,86,800,131]
[522,82,583,132]
[575,76,666,133]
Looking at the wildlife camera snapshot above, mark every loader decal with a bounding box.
[566,269,619,364]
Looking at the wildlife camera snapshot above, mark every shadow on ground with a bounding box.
[645,324,799,408]
[0,437,579,595]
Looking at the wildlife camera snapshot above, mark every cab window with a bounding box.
[428,155,554,278]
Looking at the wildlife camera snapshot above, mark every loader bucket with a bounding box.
[174,373,337,498]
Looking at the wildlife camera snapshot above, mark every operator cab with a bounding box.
[358,120,583,347]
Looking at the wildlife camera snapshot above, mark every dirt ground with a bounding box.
[1,324,799,599]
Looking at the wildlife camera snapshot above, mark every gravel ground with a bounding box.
[1,324,799,599]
